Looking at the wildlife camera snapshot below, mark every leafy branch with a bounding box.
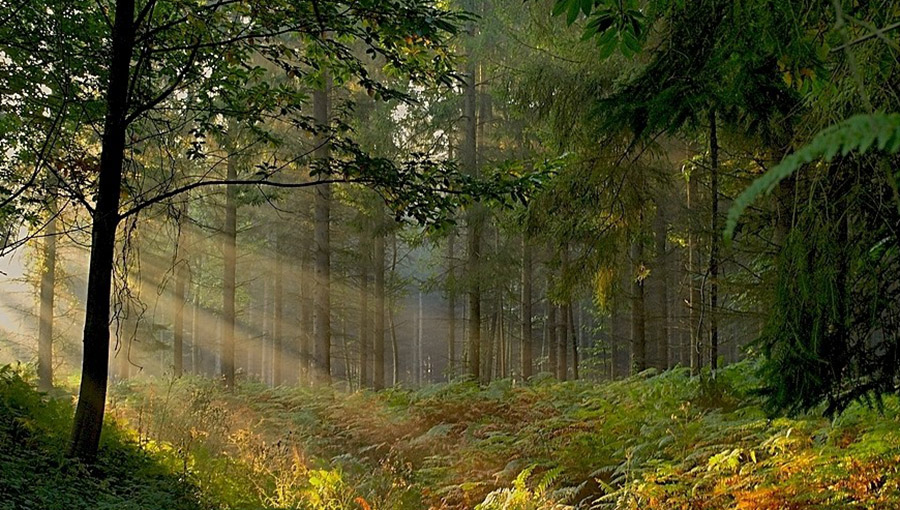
[725,112,900,240]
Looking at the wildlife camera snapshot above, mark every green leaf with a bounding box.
[581,0,594,16]
[551,0,569,17]
[567,1,582,25]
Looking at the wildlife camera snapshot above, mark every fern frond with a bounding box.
[725,113,900,240]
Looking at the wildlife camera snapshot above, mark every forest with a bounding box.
[1,0,899,508]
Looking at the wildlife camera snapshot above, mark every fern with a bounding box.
[725,113,900,240]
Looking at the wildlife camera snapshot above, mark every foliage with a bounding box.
[100,361,900,510]
[726,112,900,240]
[0,365,206,510]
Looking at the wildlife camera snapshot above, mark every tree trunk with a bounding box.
[688,165,702,375]
[173,205,188,378]
[69,0,136,461]
[547,304,557,376]
[708,108,719,374]
[416,291,424,384]
[631,239,647,374]
[373,217,386,390]
[557,304,567,381]
[222,146,238,387]
[390,232,400,385]
[569,304,579,380]
[192,281,202,376]
[462,56,481,381]
[185,281,194,374]
[299,248,312,385]
[173,258,186,378]
[520,236,533,380]
[653,201,669,371]
[38,200,57,392]
[313,75,332,385]
[359,242,370,388]
[447,233,456,380]
[262,276,270,384]
[273,235,284,386]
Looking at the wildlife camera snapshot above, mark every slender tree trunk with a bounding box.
[520,236,533,380]
[417,291,424,385]
[557,304,568,381]
[262,276,270,384]
[631,238,647,374]
[185,282,194,374]
[313,75,332,385]
[688,167,702,375]
[38,200,57,392]
[447,233,456,380]
[547,304,557,376]
[359,244,370,388]
[69,0,135,461]
[246,279,259,380]
[173,261,186,378]
[390,233,399,386]
[341,317,352,389]
[675,246,689,367]
[222,146,238,387]
[653,202,669,371]
[192,283,201,376]
[612,301,626,378]
[462,57,481,381]
[540,305,547,373]
[389,310,399,386]
[569,304,579,380]
[173,205,188,378]
[299,249,312,385]
[273,235,284,386]
[708,108,719,374]
[373,218,386,390]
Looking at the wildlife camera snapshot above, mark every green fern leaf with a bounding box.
[725,113,900,241]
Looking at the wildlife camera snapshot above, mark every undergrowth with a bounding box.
[4,361,899,509]
[0,365,205,510]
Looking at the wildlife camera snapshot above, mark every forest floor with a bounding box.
[3,363,900,509]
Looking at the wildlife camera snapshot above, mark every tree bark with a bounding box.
[416,291,424,384]
[547,303,557,376]
[299,248,312,385]
[462,57,481,381]
[38,199,57,392]
[173,204,188,378]
[222,145,238,388]
[192,279,202,376]
[273,235,284,386]
[653,201,669,371]
[708,108,719,374]
[173,256,186,378]
[373,216,386,390]
[520,236,533,380]
[688,165,702,375]
[447,232,456,380]
[569,303,579,380]
[313,75,332,385]
[631,238,647,374]
[557,304,568,381]
[359,242,370,388]
[69,0,136,461]
[390,232,400,385]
